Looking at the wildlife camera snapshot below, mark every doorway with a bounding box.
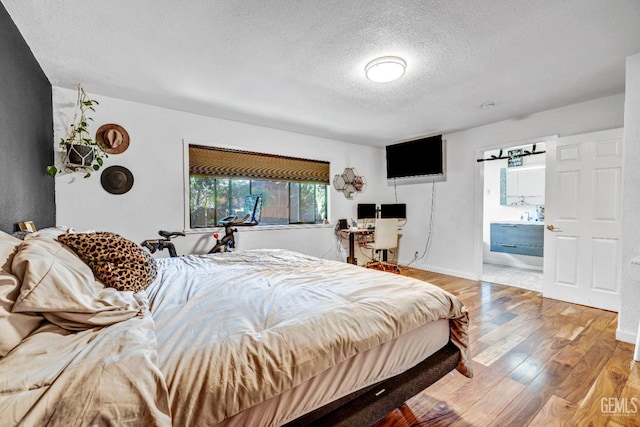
[480,139,549,291]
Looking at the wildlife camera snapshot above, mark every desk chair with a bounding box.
[365,218,400,274]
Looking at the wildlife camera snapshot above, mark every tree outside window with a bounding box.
[190,177,327,228]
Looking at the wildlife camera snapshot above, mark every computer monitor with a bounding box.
[380,203,407,219]
[357,203,377,219]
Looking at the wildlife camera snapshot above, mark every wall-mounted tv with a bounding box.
[380,203,407,219]
[385,135,446,184]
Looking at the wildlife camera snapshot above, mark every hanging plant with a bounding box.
[46,84,108,178]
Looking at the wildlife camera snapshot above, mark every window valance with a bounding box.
[189,145,330,185]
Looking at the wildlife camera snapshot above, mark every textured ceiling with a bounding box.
[3,0,640,147]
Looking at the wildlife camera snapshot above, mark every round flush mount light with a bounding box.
[365,56,406,83]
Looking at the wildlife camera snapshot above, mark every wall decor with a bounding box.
[46,84,107,178]
[508,149,523,167]
[333,167,366,199]
[100,165,134,194]
[96,123,130,154]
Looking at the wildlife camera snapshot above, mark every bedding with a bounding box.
[0,230,471,427]
[146,249,472,426]
[0,234,43,357]
[0,231,170,426]
[217,319,451,426]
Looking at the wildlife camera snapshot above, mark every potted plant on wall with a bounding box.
[46,84,107,178]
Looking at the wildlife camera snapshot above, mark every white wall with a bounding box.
[620,53,640,343]
[52,86,385,260]
[400,94,625,279]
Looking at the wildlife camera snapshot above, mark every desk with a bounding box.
[342,228,374,265]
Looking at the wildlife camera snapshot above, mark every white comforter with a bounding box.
[0,233,171,426]
[147,249,472,426]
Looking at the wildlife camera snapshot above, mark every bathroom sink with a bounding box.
[494,220,544,225]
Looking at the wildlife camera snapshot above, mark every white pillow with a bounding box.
[0,237,18,272]
[23,225,78,240]
[11,234,144,331]
[0,237,43,357]
[0,230,21,245]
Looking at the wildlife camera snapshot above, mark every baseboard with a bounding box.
[483,260,543,272]
[401,260,476,281]
[482,251,543,267]
[616,328,638,344]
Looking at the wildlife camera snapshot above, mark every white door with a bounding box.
[543,128,624,312]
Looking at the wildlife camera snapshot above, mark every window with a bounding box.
[188,145,329,228]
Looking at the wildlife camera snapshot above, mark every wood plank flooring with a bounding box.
[373,268,640,427]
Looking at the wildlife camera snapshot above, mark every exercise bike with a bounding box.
[141,226,238,257]
[140,230,185,257]
[208,224,237,253]
[141,196,259,257]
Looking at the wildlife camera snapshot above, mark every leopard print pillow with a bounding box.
[57,231,157,292]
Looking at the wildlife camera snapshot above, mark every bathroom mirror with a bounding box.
[500,166,545,206]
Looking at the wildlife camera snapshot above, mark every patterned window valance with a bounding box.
[189,145,330,185]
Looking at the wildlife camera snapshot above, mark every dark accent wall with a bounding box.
[0,2,54,233]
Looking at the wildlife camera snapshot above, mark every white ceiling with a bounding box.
[4,0,640,147]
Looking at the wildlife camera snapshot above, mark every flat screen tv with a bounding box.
[357,203,377,219]
[385,135,445,183]
[380,203,407,219]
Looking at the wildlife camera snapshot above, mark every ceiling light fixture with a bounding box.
[480,102,495,110]
[365,56,406,83]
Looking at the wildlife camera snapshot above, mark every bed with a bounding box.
[0,228,472,426]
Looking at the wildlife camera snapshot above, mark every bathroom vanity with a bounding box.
[490,221,544,257]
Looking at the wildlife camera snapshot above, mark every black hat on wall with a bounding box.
[100,165,134,194]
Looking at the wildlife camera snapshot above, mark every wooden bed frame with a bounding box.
[284,341,460,426]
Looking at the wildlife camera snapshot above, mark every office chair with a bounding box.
[365,218,401,274]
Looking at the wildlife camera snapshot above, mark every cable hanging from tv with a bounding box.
[476,144,546,163]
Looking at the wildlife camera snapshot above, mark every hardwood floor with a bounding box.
[373,268,640,427]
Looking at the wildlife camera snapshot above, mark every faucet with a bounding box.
[520,211,532,221]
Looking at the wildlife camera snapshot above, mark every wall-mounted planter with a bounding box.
[66,144,95,167]
[46,84,106,178]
